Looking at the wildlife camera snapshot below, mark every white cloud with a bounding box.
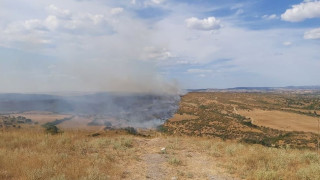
[47,4,71,19]
[187,69,213,73]
[0,0,319,91]
[152,0,166,4]
[281,1,320,22]
[235,9,244,16]
[304,28,320,39]
[44,16,59,30]
[283,41,292,46]
[110,8,123,15]
[230,4,243,10]
[185,17,221,31]
[262,14,278,20]
[24,19,44,30]
[87,14,105,25]
[23,16,59,32]
[143,46,173,60]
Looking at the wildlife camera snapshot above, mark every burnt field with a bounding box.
[164,91,320,149]
[0,93,180,129]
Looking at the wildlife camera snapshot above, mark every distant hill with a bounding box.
[188,85,320,92]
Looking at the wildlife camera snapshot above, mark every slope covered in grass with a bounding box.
[1,129,320,179]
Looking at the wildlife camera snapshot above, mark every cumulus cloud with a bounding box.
[185,17,221,31]
[23,15,59,32]
[44,16,59,30]
[143,46,173,61]
[262,14,278,20]
[110,7,123,15]
[281,0,320,22]
[304,28,320,39]
[1,4,115,47]
[24,19,44,30]
[47,4,71,19]
[1,0,320,91]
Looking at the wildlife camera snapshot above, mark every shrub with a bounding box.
[44,124,61,135]
[156,125,168,133]
[169,157,182,166]
[124,127,137,135]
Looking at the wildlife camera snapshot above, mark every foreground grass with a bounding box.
[0,129,138,179]
[0,129,320,179]
[194,139,320,179]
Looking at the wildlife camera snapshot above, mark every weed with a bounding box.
[169,157,182,166]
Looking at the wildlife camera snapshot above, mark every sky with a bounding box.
[0,0,319,93]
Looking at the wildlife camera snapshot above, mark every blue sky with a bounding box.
[0,0,319,93]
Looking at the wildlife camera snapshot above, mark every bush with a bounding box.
[44,124,61,135]
[169,157,182,166]
[157,125,168,133]
[124,127,137,135]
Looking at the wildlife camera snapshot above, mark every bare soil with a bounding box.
[124,137,237,180]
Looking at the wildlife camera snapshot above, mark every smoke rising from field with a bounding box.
[0,34,182,128]
[0,2,181,95]
[0,2,183,128]
[55,58,180,95]
[0,92,180,128]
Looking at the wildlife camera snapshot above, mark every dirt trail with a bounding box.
[142,138,169,179]
[124,137,238,180]
[232,105,238,114]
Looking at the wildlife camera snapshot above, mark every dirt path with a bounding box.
[142,138,169,179]
[124,137,238,180]
[232,105,238,114]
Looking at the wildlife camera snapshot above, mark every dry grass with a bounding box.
[194,138,320,180]
[57,116,102,131]
[165,92,320,149]
[0,129,138,180]
[238,109,320,133]
[169,136,320,180]
[1,129,320,179]
[11,112,71,124]
[169,113,199,122]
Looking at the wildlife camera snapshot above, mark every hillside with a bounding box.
[164,92,320,149]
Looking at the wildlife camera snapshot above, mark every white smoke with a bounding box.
[0,2,181,95]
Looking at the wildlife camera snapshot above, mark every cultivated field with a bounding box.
[238,109,319,133]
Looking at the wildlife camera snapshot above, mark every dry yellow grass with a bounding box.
[1,129,320,179]
[0,129,139,179]
[11,112,71,124]
[168,113,199,122]
[238,109,320,133]
[57,116,102,131]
